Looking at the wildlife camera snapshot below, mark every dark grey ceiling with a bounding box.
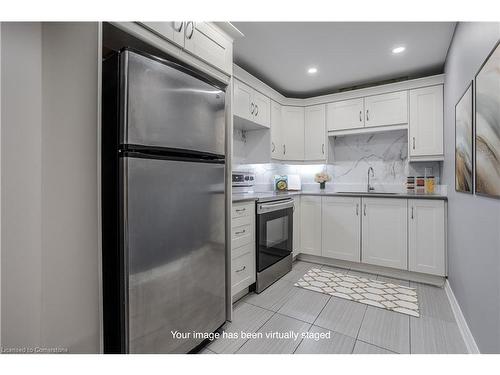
[232,22,456,98]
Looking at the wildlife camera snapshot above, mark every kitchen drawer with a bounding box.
[232,222,253,249]
[231,243,255,294]
[232,202,254,219]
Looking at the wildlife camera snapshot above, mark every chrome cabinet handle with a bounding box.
[173,21,183,32]
[236,266,246,273]
[235,229,246,235]
[283,144,286,155]
[366,109,369,121]
[412,137,416,150]
[235,208,246,213]
[255,104,259,116]
[363,204,367,216]
[250,103,255,115]
[322,143,325,154]
[185,21,195,39]
[411,206,414,219]
[272,142,276,152]
[359,110,362,122]
[356,204,359,216]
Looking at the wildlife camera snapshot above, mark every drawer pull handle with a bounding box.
[236,266,246,273]
[235,208,246,213]
[235,229,246,235]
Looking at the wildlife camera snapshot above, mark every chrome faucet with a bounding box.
[367,167,375,192]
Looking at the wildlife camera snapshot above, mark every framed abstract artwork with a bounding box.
[475,40,500,198]
[455,82,473,193]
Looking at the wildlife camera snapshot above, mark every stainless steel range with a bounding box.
[231,170,294,292]
[255,197,294,292]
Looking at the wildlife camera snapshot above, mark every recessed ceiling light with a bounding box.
[307,67,318,74]
[392,46,406,54]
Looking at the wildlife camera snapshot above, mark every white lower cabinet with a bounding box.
[300,196,322,256]
[321,196,361,262]
[292,196,301,258]
[231,201,256,297]
[408,199,446,276]
[361,198,408,270]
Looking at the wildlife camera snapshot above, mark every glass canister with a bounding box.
[416,176,425,194]
[425,176,436,194]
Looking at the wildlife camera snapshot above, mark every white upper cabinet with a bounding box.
[361,198,408,270]
[408,199,446,276]
[364,91,408,128]
[183,22,233,75]
[304,104,327,161]
[300,196,322,256]
[138,22,233,75]
[322,196,361,262]
[234,80,253,122]
[409,85,444,160]
[282,106,305,160]
[233,79,271,129]
[252,90,271,127]
[139,22,185,47]
[270,100,283,159]
[327,91,408,132]
[327,98,364,131]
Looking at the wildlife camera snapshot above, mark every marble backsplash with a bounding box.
[234,130,443,193]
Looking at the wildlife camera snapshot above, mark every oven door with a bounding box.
[256,199,294,273]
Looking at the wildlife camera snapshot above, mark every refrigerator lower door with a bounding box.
[120,50,226,156]
[121,156,226,353]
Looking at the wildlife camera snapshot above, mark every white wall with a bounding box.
[443,22,500,353]
[40,23,100,353]
[1,22,43,349]
[1,22,100,353]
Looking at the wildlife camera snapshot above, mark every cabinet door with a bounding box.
[364,91,408,128]
[292,196,301,257]
[408,199,445,276]
[270,100,283,159]
[252,90,271,128]
[233,79,253,121]
[322,197,361,262]
[138,22,185,47]
[361,198,407,269]
[409,85,444,158]
[183,22,232,74]
[300,196,321,256]
[327,98,364,131]
[282,106,305,160]
[305,105,327,161]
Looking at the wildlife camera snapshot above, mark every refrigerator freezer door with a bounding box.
[120,50,226,156]
[122,156,226,353]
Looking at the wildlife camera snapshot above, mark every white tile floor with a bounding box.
[200,261,468,354]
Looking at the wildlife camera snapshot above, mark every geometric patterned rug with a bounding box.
[294,268,420,317]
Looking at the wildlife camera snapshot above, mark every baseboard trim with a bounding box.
[444,280,480,354]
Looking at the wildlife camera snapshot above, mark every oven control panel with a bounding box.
[232,171,255,187]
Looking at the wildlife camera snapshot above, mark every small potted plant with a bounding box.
[314,172,331,190]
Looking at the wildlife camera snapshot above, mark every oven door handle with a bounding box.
[257,199,294,214]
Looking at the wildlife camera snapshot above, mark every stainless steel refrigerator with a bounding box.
[102,49,227,353]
